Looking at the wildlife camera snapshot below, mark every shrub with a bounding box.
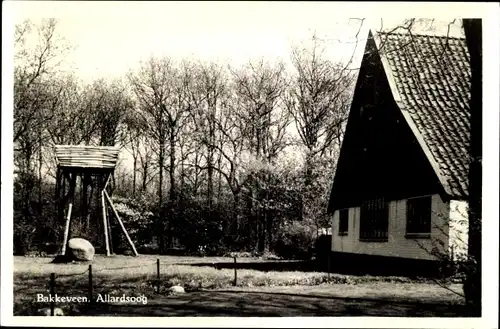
[13,175,62,255]
[112,196,155,251]
[174,196,229,256]
[275,221,316,260]
[225,251,254,258]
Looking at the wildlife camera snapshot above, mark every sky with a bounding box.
[8,1,472,83]
[10,2,369,82]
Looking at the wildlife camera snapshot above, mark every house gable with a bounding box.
[328,32,444,212]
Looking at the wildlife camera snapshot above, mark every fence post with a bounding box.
[88,265,93,304]
[156,259,160,293]
[50,273,55,316]
[233,256,237,286]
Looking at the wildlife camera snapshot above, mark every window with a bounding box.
[338,208,349,236]
[359,198,389,241]
[406,196,432,237]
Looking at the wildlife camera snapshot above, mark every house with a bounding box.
[327,28,471,273]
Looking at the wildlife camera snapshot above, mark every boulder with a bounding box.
[167,285,185,295]
[68,238,95,261]
[37,307,64,316]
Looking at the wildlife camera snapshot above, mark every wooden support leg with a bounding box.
[56,168,63,227]
[103,174,111,191]
[58,171,67,225]
[102,174,112,255]
[101,191,110,256]
[107,208,114,255]
[103,190,138,256]
[55,167,60,207]
[61,203,73,256]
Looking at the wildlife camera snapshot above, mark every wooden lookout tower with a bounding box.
[54,145,138,257]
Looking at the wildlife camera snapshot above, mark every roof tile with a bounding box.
[377,32,471,199]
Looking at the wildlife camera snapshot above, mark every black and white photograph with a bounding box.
[1,1,498,327]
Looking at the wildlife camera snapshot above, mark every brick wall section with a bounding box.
[331,194,450,260]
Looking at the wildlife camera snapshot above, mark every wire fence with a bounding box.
[25,254,463,316]
[45,257,242,316]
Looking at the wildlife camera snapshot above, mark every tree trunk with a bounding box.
[180,153,185,195]
[248,187,259,253]
[208,112,214,204]
[59,171,66,226]
[55,167,61,232]
[23,149,33,218]
[304,151,318,236]
[193,151,199,197]
[259,213,265,253]
[207,111,215,210]
[263,173,271,253]
[68,173,77,239]
[304,150,314,187]
[207,152,214,210]
[255,218,261,253]
[168,129,176,249]
[233,192,240,243]
[169,131,176,201]
[86,177,94,232]
[267,211,273,253]
[158,141,165,254]
[217,153,222,201]
[38,134,43,214]
[81,174,88,229]
[463,18,482,317]
[141,154,149,192]
[263,209,270,253]
[132,155,137,197]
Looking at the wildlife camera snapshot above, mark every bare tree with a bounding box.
[93,79,134,147]
[13,18,76,254]
[14,18,72,223]
[122,97,151,197]
[283,33,356,239]
[185,81,249,240]
[228,59,292,252]
[128,56,174,252]
[287,33,354,160]
[138,139,156,193]
[230,59,291,162]
[14,18,71,143]
[187,61,230,209]
[128,56,191,251]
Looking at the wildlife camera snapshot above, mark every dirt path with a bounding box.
[84,286,465,317]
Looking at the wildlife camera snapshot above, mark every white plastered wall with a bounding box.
[331,194,450,260]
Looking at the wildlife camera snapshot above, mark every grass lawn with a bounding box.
[13,255,466,316]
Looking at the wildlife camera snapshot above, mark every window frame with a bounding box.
[405,195,432,239]
[359,197,389,242]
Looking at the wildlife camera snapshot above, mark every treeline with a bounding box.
[13,18,354,258]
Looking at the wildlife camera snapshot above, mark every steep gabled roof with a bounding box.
[373,30,471,199]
